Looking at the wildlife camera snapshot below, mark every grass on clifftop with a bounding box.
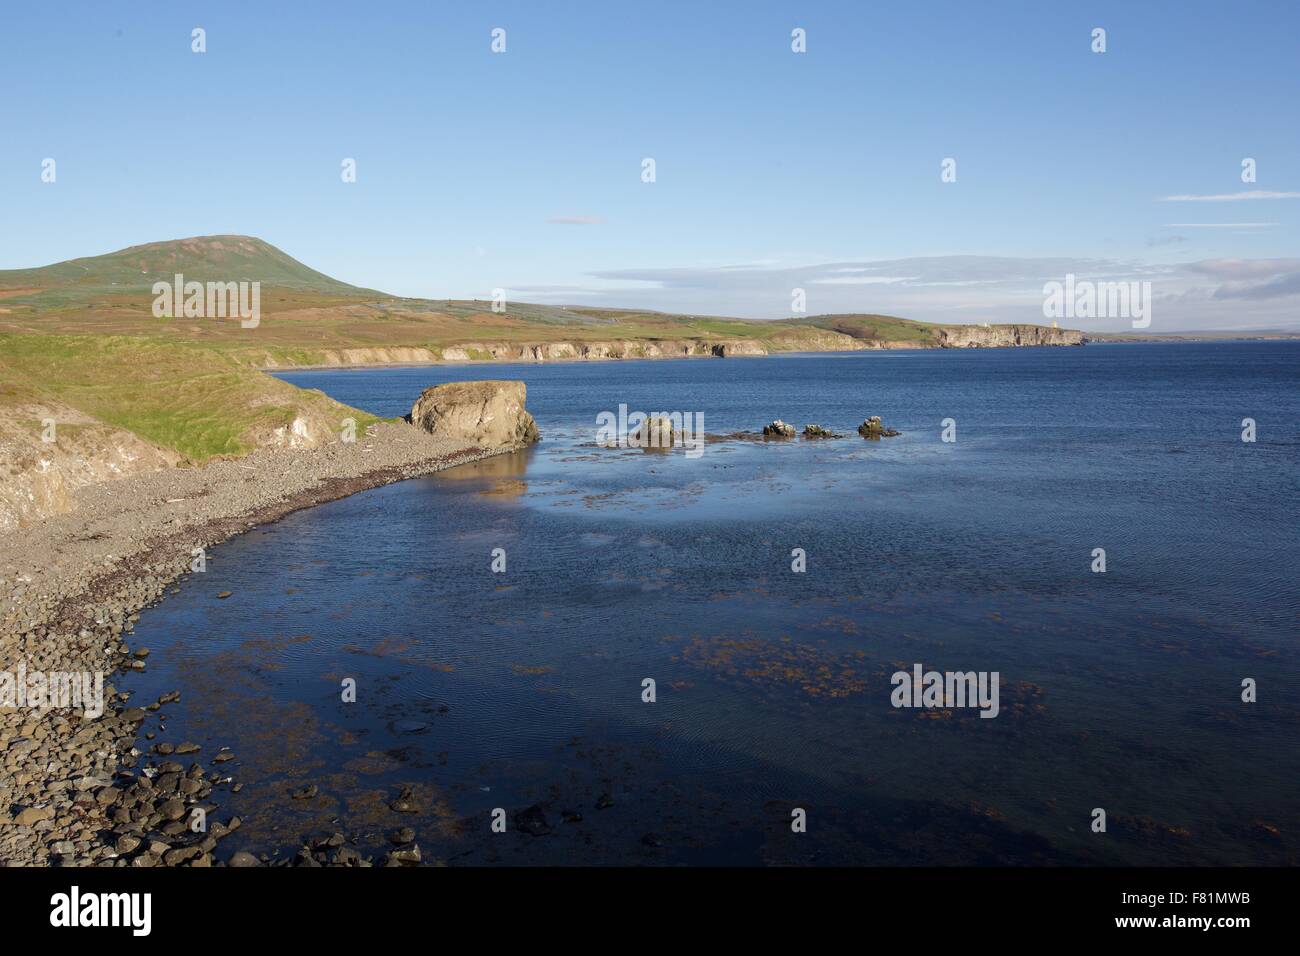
[784,313,939,344]
[0,333,383,462]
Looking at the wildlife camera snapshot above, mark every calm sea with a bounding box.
[123,342,1300,865]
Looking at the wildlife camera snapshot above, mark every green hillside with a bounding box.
[0,235,370,304]
[0,332,381,462]
[783,313,940,344]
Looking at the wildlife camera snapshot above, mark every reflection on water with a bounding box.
[438,453,530,482]
[123,345,1300,865]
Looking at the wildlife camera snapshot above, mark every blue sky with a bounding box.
[2,0,1297,330]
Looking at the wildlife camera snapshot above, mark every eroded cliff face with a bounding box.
[246,324,1081,370]
[0,404,180,532]
[0,394,366,531]
[443,340,706,362]
[249,408,356,451]
[767,329,867,353]
[711,341,768,357]
[933,325,1086,348]
[260,347,443,368]
[250,330,873,369]
[438,330,874,361]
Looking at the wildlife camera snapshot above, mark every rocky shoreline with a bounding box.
[0,422,529,866]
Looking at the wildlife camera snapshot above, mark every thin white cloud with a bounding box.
[570,255,1300,329]
[546,216,604,225]
[512,288,605,297]
[1214,272,1300,300]
[1186,258,1300,280]
[1158,190,1300,202]
[812,275,918,285]
[1165,223,1277,228]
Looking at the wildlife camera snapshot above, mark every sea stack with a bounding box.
[408,380,540,447]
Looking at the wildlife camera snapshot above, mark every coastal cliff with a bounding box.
[251,331,865,368]
[247,323,1082,370]
[932,325,1086,348]
[0,401,354,533]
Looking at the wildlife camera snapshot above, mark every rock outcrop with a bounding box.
[629,416,676,450]
[858,416,901,439]
[408,380,540,447]
[763,420,797,437]
[802,424,837,438]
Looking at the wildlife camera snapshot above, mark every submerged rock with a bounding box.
[388,719,430,735]
[389,785,420,813]
[515,804,552,836]
[408,380,540,447]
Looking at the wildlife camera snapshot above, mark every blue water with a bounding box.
[124,343,1299,865]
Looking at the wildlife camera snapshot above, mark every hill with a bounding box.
[0,235,369,302]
